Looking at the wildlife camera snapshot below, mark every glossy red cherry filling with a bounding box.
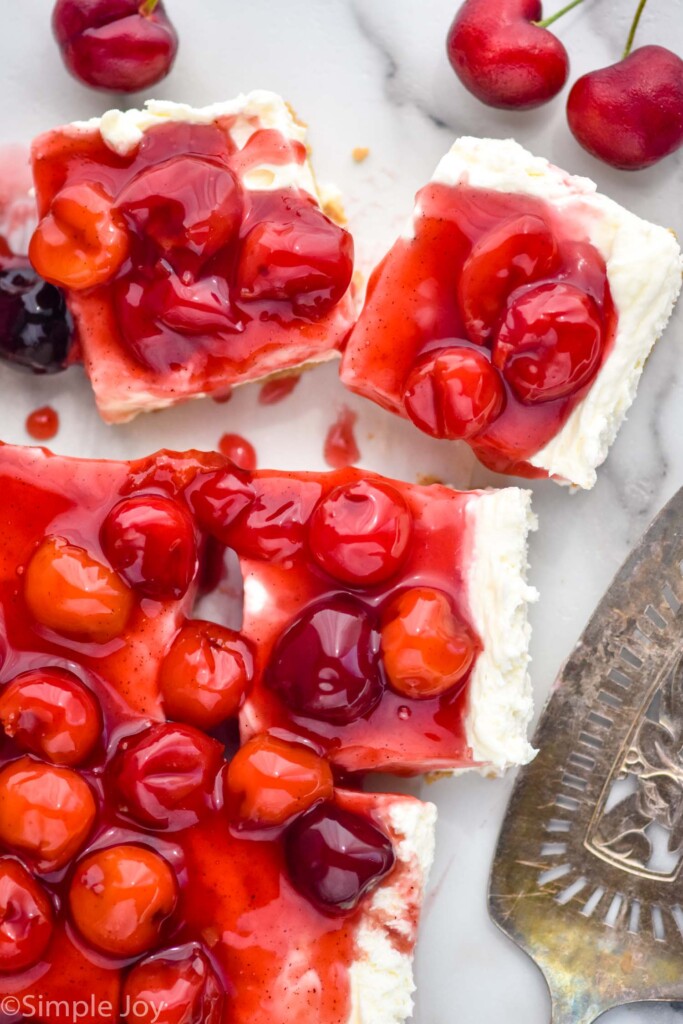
[285,802,395,915]
[0,857,54,972]
[122,943,225,1024]
[266,596,385,724]
[404,346,506,440]
[188,465,255,544]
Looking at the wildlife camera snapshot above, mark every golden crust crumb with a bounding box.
[352,146,370,163]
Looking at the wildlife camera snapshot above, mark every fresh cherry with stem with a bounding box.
[567,0,683,169]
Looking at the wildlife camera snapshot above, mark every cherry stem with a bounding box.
[623,0,648,58]
[535,0,585,30]
[139,0,160,15]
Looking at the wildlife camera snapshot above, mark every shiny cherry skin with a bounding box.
[122,943,225,1024]
[0,858,54,972]
[0,757,96,872]
[0,264,73,375]
[447,0,569,110]
[113,723,223,830]
[30,183,129,290]
[52,0,178,93]
[226,734,333,828]
[187,466,255,545]
[69,844,178,957]
[266,596,385,724]
[459,214,559,344]
[285,802,395,915]
[309,479,412,587]
[101,494,198,600]
[492,282,604,403]
[404,346,506,440]
[218,433,257,471]
[0,667,101,766]
[381,588,477,699]
[116,157,242,260]
[24,535,134,642]
[159,621,254,730]
[567,46,683,170]
[236,197,354,319]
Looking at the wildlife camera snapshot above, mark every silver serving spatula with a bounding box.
[489,487,683,1024]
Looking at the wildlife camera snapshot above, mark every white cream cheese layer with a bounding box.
[465,487,538,772]
[431,137,683,489]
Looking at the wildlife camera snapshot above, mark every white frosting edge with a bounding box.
[465,487,538,772]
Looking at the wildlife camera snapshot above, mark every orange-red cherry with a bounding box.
[227,734,333,827]
[122,943,225,1024]
[24,535,134,642]
[404,347,506,441]
[0,668,101,766]
[0,858,54,972]
[381,588,477,699]
[0,757,96,871]
[69,844,178,957]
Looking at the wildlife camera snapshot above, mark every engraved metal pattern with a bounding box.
[489,488,683,1024]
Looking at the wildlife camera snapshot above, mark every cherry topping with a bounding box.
[69,844,178,957]
[122,943,225,1024]
[236,198,353,319]
[24,535,134,642]
[258,374,300,405]
[113,723,222,831]
[266,596,385,724]
[52,0,179,94]
[101,494,197,600]
[0,264,73,374]
[285,802,395,915]
[0,756,96,872]
[0,667,101,766]
[187,466,255,545]
[404,347,506,440]
[159,621,253,730]
[567,45,683,170]
[115,158,242,260]
[323,406,361,470]
[218,433,257,471]
[447,0,570,110]
[492,282,604,403]
[0,857,54,972]
[226,734,333,828]
[459,214,559,344]
[309,479,412,587]
[380,588,476,699]
[26,404,60,441]
[30,183,129,291]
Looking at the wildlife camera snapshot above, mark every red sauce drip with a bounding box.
[26,405,59,441]
[212,386,234,404]
[218,432,257,471]
[324,407,360,469]
[258,374,300,405]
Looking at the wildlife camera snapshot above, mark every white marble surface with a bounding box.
[2,1,683,1021]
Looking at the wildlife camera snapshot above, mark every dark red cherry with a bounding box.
[52,0,178,94]
[236,197,353,319]
[0,857,54,972]
[567,46,683,170]
[404,346,506,440]
[113,723,223,830]
[285,802,395,915]
[447,0,569,110]
[122,943,225,1024]
[266,596,385,724]
[187,467,255,545]
[458,214,559,344]
[101,494,197,600]
[227,477,320,562]
[309,479,412,587]
[0,667,101,766]
[492,282,604,403]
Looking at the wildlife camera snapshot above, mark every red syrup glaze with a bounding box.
[341,183,617,479]
[218,432,257,470]
[258,373,300,405]
[25,405,59,441]
[323,407,360,469]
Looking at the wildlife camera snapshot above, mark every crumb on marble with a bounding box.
[352,146,370,163]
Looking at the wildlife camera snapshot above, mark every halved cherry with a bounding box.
[236,197,353,319]
[285,802,395,915]
[266,596,385,724]
[159,621,254,730]
[0,857,54,972]
[115,157,243,260]
[309,479,412,587]
[24,536,134,642]
[458,214,559,344]
[226,734,333,827]
[0,667,101,766]
[122,943,225,1024]
[69,844,178,957]
[380,588,476,700]
[101,494,197,600]
[30,183,129,290]
[187,466,255,545]
[404,346,506,440]
[0,756,96,872]
[492,282,604,403]
[113,723,223,831]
